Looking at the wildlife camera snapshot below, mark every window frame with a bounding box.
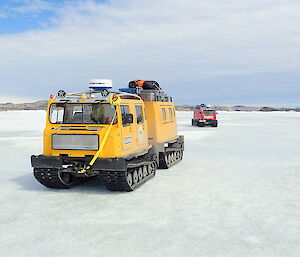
[161,108,167,121]
[135,105,144,124]
[168,107,173,121]
[120,105,132,127]
[49,103,118,125]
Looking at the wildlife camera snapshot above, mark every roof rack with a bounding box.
[119,88,172,102]
[54,89,141,102]
[52,79,176,102]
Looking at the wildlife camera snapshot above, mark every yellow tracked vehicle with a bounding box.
[31,79,184,191]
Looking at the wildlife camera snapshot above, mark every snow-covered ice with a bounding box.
[0,110,299,257]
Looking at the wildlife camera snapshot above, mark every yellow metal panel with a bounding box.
[144,101,178,144]
[43,98,150,159]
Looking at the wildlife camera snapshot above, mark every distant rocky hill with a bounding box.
[0,100,48,111]
[0,101,297,112]
[175,105,296,112]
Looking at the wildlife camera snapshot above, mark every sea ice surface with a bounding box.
[0,110,299,257]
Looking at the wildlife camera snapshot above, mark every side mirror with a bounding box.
[122,113,133,125]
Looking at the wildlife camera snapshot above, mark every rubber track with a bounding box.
[101,162,156,192]
[158,150,183,169]
[34,168,84,189]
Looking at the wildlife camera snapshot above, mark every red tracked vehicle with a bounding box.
[192,104,218,127]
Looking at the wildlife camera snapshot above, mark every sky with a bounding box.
[0,0,299,106]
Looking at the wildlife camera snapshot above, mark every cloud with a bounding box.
[0,0,299,105]
[0,13,7,18]
[11,0,57,14]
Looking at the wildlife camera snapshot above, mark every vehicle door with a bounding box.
[134,104,147,146]
[120,105,134,150]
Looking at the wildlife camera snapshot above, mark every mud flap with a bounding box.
[31,155,63,168]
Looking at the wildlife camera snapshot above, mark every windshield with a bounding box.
[49,103,117,124]
[202,110,216,114]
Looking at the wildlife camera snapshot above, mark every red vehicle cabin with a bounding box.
[192,104,218,127]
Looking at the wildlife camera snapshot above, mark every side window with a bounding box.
[161,108,167,121]
[135,105,144,124]
[120,105,131,126]
[168,108,173,121]
[50,104,64,123]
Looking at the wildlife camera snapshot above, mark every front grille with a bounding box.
[52,134,99,150]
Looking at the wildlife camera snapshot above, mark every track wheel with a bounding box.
[171,152,175,162]
[138,167,143,181]
[174,151,178,160]
[133,170,139,184]
[149,162,156,175]
[147,164,153,174]
[168,153,173,164]
[143,165,148,177]
[165,153,169,165]
[178,150,183,160]
[126,173,133,187]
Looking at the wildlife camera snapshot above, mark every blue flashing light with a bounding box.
[119,88,137,94]
[196,104,207,109]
